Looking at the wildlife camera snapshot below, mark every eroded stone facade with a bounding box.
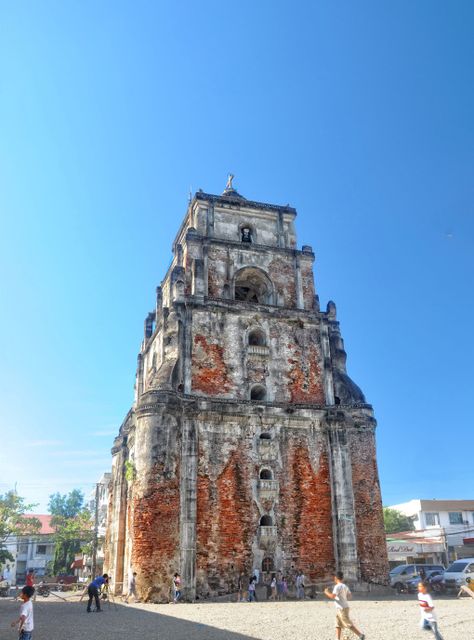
[105,185,389,601]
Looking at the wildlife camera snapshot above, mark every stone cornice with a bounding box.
[135,389,373,415]
[188,295,321,318]
[187,234,315,260]
[195,191,297,216]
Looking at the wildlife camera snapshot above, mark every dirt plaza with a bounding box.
[1,594,473,640]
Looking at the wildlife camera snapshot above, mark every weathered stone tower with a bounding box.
[106,180,389,601]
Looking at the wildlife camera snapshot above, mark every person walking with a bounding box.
[125,572,138,603]
[417,581,444,640]
[25,570,35,589]
[25,569,36,601]
[269,575,277,600]
[324,571,365,640]
[296,571,306,599]
[276,574,284,600]
[172,573,181,603]
[248,576,257,602]
[86,574,108,613]
[11,585,35,640]
[237,573,244,602]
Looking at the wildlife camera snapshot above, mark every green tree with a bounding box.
[48,490,93,575]
[383,507,415,534]
[0,491,40,564]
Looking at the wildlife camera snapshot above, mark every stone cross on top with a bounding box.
[225,173,234,190]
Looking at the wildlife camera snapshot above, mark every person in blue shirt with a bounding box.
[86,574,108,613]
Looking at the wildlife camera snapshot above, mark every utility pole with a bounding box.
[91,483,99,577]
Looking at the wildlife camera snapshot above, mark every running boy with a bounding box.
[417,581,444,640]
[324,571,365,640]
[11,585,35,639]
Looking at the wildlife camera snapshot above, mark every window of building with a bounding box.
[260,515,273,526]
[250,385,267,401]
[262,557,274,572]
[471,512,474,524]
[425,513,440,526]
[234,267,272,304]
[36,545,47,555]
[241,227,252,243]
[449,512,463,525]
[259,432,271,440]
[248,328,266,346]
[259,468,273,480]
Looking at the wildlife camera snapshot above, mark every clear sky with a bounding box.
[0,1,473,513]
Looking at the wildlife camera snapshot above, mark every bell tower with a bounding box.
[106,178,389,601]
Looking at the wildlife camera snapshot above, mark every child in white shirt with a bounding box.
[11,585,35,639]
[417,581,444,640]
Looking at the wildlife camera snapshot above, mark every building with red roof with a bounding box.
[0,514,56,585]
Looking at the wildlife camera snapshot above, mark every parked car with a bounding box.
[443,558,474,592]
[405,569,445,593]
[389,564,445,592]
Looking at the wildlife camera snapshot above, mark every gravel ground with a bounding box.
[1,593,473,640]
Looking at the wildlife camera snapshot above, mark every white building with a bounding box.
[87,472,111,538]
[80,472,111,577]
[389,499,474,561]
[386,530,445,567]
[1,515,55,586]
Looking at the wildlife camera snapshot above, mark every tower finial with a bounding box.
[225,173,234,191]
[222,173,245,198]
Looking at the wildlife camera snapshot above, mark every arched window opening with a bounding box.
[334,396,341,406]
[241,227,252,243]
[250,385,266,401]
[259,432,271,440]
[248,328,266,346]
[260,515,273,526]
[234,267,272,304]
[259,468,273,480]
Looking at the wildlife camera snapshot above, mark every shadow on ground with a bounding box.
[0,598,261,640]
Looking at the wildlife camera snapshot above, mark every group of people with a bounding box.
[9,568,446,640]
[238,570,305,602]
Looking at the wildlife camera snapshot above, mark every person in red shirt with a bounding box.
[25,570,35,588]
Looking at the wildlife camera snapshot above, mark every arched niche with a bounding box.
[250,384,267,401]
[248,328,266,346]
[234,267,274,304]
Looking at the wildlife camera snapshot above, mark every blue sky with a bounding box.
[0,1,472,513]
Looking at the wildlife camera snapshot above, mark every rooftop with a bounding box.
[419,499,474,511]
[24,514,55,535]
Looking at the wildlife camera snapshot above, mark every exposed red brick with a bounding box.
[301,263,316,310]
[269,256,296,307]
[131,464,180,602]
[287,341,325,404]
[216,451,254,569]
[279,439,334,579]
[351,430,390,584]
[192,334,232,396]
[196,450,255,594]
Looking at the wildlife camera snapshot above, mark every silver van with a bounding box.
[389,564,445,592]
[443,558,474,591]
